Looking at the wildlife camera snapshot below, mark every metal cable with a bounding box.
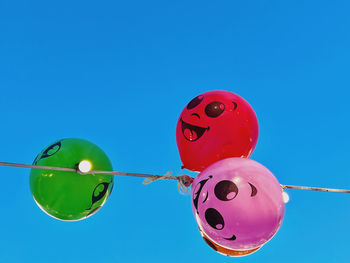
[1,161,350,193]
[281,184,350,193]
[0,161,179,180]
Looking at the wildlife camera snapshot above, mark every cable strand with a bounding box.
[281,184,350,193]
[0,161,182,181]
[2,161,350,194]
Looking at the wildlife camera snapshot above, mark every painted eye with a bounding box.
[232,101,238,110]
[187,95,204,110]
[87,182,111,209]
[192,177,211,214]
[249,183,258,197]
[40,141,62,160]
[205,101,225,118]
[214,180,238,201]
[205,208,225,230]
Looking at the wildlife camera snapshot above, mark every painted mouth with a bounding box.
[224,234,237,241]
[181,118,209,142]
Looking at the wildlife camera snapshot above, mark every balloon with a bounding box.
[30,138,114,221]
[176,90,258,172]
[199,230,261,257]
[191,158,284,250]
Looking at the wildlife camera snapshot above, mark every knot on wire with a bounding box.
[177,175,194,195]
[142,171,173,185]
[178,175,194,187]
[142,172,194,195]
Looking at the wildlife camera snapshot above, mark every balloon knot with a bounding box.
[176,175,194,195]
[178,175,194,187]
[142,171,173,185]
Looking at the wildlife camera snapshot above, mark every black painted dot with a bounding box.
[40,141,62,160]
[205,101,225,118]
[249,183,258,197]
[205,208,225,230]
[187,95,204,110]
[232,101,238,110]
[214,180,238,201]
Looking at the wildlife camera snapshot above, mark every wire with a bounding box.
[0,161,76,173]
[0,161,194,188]
[0,161,178,180]
[1,161,349,193]
[281,184,350,194]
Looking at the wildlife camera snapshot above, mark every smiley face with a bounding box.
[191,158,285,251]
[193,176,259,243]
[181,94,231,141]
[30,138,114,221]
[180,94,235,142]
[176,90,259,172]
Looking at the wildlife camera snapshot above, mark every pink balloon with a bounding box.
[191,158,285,251]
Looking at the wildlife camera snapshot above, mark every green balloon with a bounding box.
[30,138,114,221]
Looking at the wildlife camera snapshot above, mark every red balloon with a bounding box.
[176,90,258,172]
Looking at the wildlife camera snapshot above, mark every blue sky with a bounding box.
[1,0,350,262]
